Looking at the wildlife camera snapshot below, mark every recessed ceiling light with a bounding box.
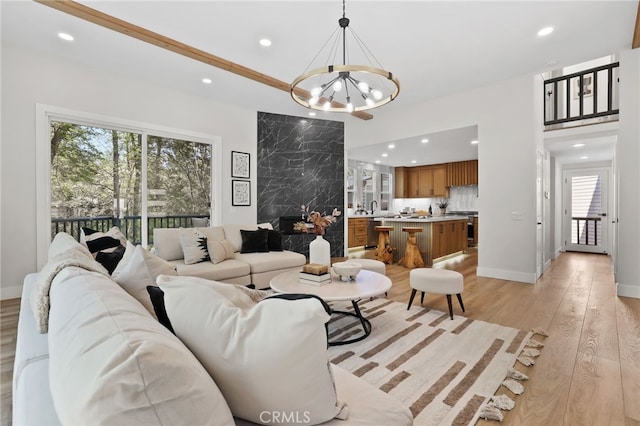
[544,60,558,67]
[421,138,429,144]
[411,160,417,164]
[382,153,388,157]
[58,32,74,41]
[202,78,212,84]
[259,38,272,47]
[537,27,554,37]
[300,119,307,124]
[471,140,479,145]
[580,155,589,160]
[572,143,585,148]
[308,112,316,117]
[388,144,395,149]
[375,160,381,164]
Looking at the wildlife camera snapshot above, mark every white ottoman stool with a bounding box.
[345,259,386,276]
[407,268,465,320]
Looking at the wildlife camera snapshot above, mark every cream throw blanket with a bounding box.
[30,248,109,333]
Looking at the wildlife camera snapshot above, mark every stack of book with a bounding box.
[299,263,331,286]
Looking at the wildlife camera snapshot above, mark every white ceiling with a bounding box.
[2,1,636,166]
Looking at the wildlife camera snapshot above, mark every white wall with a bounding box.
[347,74,540,283]
[1,44,259,299]
[615,48,640,299]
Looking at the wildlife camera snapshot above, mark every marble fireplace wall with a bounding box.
[257,112,344,258]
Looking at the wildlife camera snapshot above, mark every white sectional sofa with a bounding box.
[153,223,306,289]
[13,233,414,426]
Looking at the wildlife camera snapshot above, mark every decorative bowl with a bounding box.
[332,262,362,281]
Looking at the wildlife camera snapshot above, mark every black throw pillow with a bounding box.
[95,245,126,274]
[260,228,283,252]
[146,286,175,334]
[240,229,269,253]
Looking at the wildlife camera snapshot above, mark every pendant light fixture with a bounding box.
[290,0,400,114]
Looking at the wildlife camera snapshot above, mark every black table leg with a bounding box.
[329,299,372,346]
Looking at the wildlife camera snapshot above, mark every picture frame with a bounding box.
[573,75,593,99]
[231,151,250,178]
[232,180,251,206]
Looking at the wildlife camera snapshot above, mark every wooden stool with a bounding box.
[374,226,394,264]
[407,268,465,319]
[398,227,425,269]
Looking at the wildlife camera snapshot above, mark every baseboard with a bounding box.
[1,284,23,300]
[616,283,640,299]
[476,266,536,284]
[544,259,552,273]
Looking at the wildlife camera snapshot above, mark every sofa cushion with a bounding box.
[152,228,183,261]
[157,275,347,425]
[170,258,251,281]
[240,229,269,253]
[234,250,306,274]
[179,228,210,264]
[207,239,235,264]
[48,231,92,260]
[48,268,234,425]
[112,244,177,317]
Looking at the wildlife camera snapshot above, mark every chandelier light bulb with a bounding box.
[309,97,319,106]
[311,87,322,97]
[332,80,343,92]
[365,98,375,107]
[371,89,383,100]
[323,99,332,110]
[346,98,354,112]
[357,81,370,92]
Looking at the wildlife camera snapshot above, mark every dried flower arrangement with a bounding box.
[294,205,342,236]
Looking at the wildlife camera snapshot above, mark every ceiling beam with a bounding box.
[634,0,640,48]
[34,0,373,120]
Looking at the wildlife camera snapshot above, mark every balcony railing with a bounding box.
[571,216,602,246]
[51,214,209,245]
[544,62,619,127]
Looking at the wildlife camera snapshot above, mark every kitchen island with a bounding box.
[373,216,468,266]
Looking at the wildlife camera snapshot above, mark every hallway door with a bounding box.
[563,169,609,254]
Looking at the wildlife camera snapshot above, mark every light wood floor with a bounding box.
[1,249,639,426]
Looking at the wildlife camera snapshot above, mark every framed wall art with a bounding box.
[232,180,251,206]
[231,151,250,178]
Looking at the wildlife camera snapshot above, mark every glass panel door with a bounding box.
[563,169,608,254]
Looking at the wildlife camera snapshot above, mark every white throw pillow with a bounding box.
[157,275,347,425]
[48,271,234,425]
[207,239,235,264]
[179,228,210,264]
[48,232,93,260]
[112,244,177,316]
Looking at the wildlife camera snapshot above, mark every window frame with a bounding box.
[36,104,222,269]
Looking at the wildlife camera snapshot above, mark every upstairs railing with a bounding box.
[51,214,209,245]
[544,62,619,127]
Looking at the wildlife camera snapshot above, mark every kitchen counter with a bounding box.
[373,215,469,223]
[374,216,468,266]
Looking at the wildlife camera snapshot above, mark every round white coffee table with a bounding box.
[270,269,392,346]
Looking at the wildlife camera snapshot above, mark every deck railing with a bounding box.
[544,62,619,127]
[571,216,602,246]
[51,214,209,245]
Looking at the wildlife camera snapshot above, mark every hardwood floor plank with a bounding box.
[617,296,640,423]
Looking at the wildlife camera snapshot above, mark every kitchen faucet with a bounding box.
[370,200,378,214]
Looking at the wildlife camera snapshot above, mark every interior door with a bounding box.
[563,169,609,254]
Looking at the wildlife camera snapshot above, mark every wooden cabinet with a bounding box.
[430,220,467,259]
[473,216,478,246]
[395,165,449,198]
[394,167,409,198]
[348,218,368,248]
[446,160,478,187]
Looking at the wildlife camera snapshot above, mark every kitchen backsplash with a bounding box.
[392,185,478,213]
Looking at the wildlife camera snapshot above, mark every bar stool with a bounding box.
[374,226,394,264]
[398,227,425,269]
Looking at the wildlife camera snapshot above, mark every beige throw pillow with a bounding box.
[157,275,348,425]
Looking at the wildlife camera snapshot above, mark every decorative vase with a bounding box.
[309,235,331,268]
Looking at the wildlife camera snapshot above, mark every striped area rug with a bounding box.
[327,298,532,426]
